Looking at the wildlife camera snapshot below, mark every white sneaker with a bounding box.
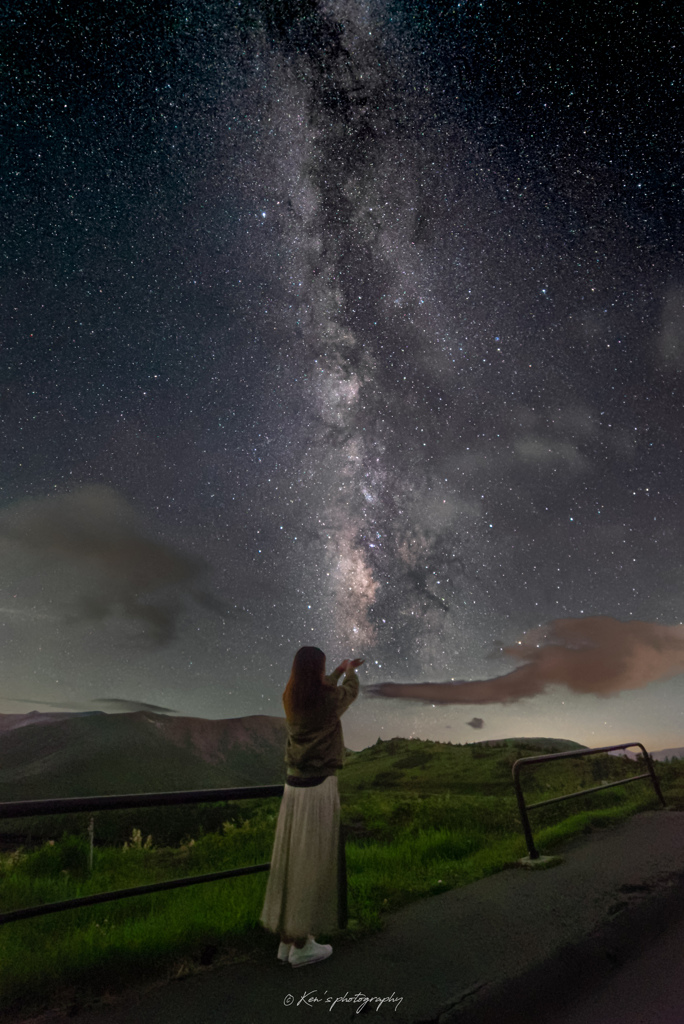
[289,936,333,968]
[277,942,292,962]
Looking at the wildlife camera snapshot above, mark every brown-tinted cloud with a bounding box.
[0,486,229,644]
[366,616,684,704]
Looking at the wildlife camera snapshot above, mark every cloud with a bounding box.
[366,616,684,705]
[0,696,90,711]
[514,436,586,471]
[466,717,484,729]
[0,695,178,714]
[94,698,178,714]
[0,485,228,644]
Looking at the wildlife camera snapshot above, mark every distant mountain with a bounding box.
[0,711,288,802]
[617,746,684,761]
[497,739,682,761]
[0,710,105,734]
[475,737,684,761]
[473,737,587,752]
[651,747,684,761]
[602,745,684,761]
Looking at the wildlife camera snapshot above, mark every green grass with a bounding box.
[0,737,679,1017]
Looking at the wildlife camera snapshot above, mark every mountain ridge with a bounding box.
[0,711,289,801]
[0,712,677,804]
[0,710,106,734]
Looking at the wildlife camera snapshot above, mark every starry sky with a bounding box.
[2,0,684,752]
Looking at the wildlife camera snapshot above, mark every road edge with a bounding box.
[426,866,684,1024]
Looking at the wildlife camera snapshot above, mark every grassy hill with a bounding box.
[341,735,597,800]
[335,734,666,844]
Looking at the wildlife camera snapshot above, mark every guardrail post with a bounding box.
[88,816,94,874]
[638,746,667,807]
[512,762,539,859]
[338,823,348,928]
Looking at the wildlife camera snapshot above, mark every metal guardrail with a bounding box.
[512,742,666,860]
[0,785,284,924]
[1,745,665,921]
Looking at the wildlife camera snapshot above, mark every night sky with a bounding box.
[2,0,684,752]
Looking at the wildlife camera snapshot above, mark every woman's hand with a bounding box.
[333,658,364,674]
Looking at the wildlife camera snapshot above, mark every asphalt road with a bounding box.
[19,810,684,1024]
[536,910,684,1024]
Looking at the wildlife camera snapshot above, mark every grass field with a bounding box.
[0,736,681,1017]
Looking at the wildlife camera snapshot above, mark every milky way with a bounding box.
[2,1,684,746]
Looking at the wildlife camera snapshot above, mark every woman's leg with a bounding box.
[281,933,307,948]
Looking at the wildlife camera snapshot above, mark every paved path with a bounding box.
[540,911,684,1024]
[30,810,684,1024]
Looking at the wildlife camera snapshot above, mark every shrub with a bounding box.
[394,750,434,769]
[373,769,404,787]
[22,835,90,879]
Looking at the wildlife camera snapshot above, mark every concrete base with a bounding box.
[518,854,563,869]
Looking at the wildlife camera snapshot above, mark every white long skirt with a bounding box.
[260,775,342,938]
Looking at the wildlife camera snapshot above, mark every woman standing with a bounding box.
[260,646,363,967]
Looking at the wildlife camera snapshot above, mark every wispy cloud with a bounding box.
[94,698,178,714]
[0,695,178,715]
[0,485,229,644]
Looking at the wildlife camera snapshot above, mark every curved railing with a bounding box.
[512,742,666,860]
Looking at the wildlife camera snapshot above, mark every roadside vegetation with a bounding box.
[1,736,681,1017]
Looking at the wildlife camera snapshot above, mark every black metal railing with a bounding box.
[0,785,284,924]
[1,745,665,921]
[512,742,666,860]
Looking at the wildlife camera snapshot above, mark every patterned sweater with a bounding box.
[284,668,359,778]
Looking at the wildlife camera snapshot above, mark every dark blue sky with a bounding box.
[2,0,684,750]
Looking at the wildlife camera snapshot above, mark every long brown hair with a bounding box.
[283,646,326,717]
